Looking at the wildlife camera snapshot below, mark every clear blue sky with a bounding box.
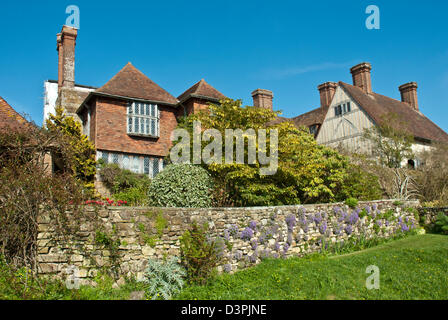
[1,0,447,132]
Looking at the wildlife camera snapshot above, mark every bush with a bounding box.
[345,197,358,209]
[148,164,213,208]
[434,213,448,235]
[413,143,448,206]
[0,127,87,268]
[172,99,351,206]
[98,163,151,206]
[144,257,186,300]
[179,222,223,285]
[338,163,383,201]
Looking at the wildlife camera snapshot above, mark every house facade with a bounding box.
[45,26,230,179]
[277,63,448,167]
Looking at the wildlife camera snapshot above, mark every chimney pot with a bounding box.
[252,89,273,110]
[350,62,372,94]
[318,82,337,109]
[399,82,419,111]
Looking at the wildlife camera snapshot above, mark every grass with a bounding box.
[175,234,448,300]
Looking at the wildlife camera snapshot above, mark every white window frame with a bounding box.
[97,151,163,178]
[334,102,352,117]
[127,101,160,137]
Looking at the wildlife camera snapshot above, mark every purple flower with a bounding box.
[333,224,343,235]
[223,229,230,242]
[251,239,258,250]
[274,242,280,252]
[345,225,353,235]
[227,224,239,237]
[365,206,371,214]
[249,221,257,231]
[283,243,290,253]
[241,227,254,241]
[401,223,409,232]
[319,221,327,235]
[313,212,323,225]
[285,214,296,232]
[376,220,382,227]
[338,211,347,223]
[346,211,359,225]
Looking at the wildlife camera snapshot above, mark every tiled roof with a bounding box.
[96,63,178,105]
[292,107,325,128]
[340,82,448,143]
[0,97,32,132]
[178,79,226,102]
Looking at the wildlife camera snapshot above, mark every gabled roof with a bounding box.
[339,81,448,143]
[0,97,32,132]
[178,79,226,102]
[292,107,325,128]
[95,63,178,105]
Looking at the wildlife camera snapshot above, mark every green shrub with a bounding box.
[179,222,223,285]
[345,197,358,209]
[339,164,383,201]
[434,213,448,235]
[98,163,151,205]
[113,187,148,206]
[144,257,186,300]
[148,164,213,208]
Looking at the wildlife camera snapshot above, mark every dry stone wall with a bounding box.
[37,199,420,286]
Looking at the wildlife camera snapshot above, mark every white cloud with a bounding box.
[259,60,359,80]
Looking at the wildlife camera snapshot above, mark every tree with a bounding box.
[171,98,350,206]
[413,142,448,206]
[362,112,414,168]
[46,106,97,191]
[0,125,86,269]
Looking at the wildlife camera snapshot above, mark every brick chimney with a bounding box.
[57,26,78,91]
[318,82,337,109]
[399,82,419,111]
[350,62,372,94]
[252,89,273,110]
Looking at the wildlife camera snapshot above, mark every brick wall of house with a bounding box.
[93,96,179,157]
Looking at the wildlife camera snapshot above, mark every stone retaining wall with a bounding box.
[37,199,420,286]
[418,207,448,229]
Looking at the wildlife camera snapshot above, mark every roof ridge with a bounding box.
[339,81,448,143]
[96,63,178,104]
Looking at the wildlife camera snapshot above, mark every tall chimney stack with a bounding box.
[318,82,337,109]
[252,89,273,110]
[57,26,78,91]
[399,82,419,111]
[350,62,372,94]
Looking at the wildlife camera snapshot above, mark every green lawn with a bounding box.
[176,234,448,300]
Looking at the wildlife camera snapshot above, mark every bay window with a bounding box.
[127,101,159,137]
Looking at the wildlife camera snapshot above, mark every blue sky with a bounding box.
[1,0,447,132]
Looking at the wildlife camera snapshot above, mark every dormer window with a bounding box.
[334,102,351,117]
[309,124,318,136]
[127,101,159,137]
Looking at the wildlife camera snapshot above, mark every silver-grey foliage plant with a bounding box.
[144,256,186,300]
[147,164,213,208]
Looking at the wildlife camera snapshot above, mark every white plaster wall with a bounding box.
[316,86,376,153]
